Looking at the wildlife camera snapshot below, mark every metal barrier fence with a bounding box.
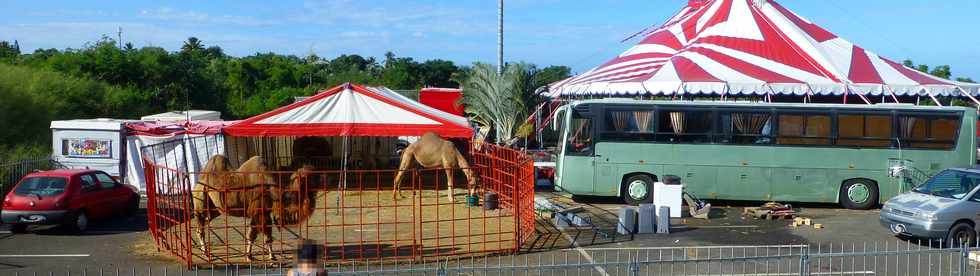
[143,142,535,268]
[14,241,980,275]
[0,157,65,208]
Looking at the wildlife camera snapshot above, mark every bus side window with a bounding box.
[602,110,655,142]
[777,114,832,145]
[837,114,893,148]
[720,112,772,145]
[656,110,713,143]
[898,115,959,150]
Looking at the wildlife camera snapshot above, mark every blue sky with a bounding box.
[2,0,979,79]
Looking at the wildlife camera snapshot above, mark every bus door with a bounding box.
[556,106,598,195]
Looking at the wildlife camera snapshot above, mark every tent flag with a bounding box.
[548,0,980,99]
[224,83,472,138]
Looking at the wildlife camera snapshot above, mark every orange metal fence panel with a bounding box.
[144,142,535,268]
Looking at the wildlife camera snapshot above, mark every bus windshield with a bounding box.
[565,110,593,155]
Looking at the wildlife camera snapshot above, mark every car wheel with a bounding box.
[839,179,878,210]
[622,174,655,205]
[66,211,89,233]
[946,222,977,248]
[9,224,27,234]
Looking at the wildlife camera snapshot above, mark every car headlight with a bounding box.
[916,212,937,220]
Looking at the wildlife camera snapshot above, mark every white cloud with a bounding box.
[297,0,494,37]
[139,7,282,27]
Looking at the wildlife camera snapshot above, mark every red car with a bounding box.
[2,169,139,233]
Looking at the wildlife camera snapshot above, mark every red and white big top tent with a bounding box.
[224,83,472,138]
[547,0,980,104]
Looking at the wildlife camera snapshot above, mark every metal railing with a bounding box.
[142,142,535,268]
[13,240,980,275]
[0,156,65,208]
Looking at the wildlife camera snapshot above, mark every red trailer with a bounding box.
[419,87,465,116]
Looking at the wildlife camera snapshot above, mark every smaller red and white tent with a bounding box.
[224,83,472,138]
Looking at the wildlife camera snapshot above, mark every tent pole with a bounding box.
[926,89,943,106]
[885,85,900,103]
[336,134,349,215]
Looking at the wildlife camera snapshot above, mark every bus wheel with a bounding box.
[840,179,878,210]
[623,174,655,205]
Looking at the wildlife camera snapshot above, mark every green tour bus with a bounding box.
[552,99,976,209]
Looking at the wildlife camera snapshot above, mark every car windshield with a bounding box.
[913,170,980,199]
[13,177,68,197]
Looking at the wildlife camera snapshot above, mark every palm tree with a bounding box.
[460,62,547,144]
[181,37,204,53]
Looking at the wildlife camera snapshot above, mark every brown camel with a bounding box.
[392,132,478,202]
[193,155,280,262]
[272,164,319,227]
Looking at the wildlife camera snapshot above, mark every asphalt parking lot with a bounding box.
[0,196,929,274]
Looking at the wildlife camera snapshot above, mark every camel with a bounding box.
[272,164,319,227]
[392,132,479,202]
[192,155,281,262]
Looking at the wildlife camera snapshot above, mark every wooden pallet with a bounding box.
[744,207,796,220]
[764,213,796,220]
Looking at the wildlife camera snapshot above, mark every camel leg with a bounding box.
[392,152,415,199]
[444,167,455,203]
[245,217,259,262]
[193,212,209,255]
[262,221,276,261]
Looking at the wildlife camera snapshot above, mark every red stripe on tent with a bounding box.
[700,0,732,31]
[769,1,838,43]
[680,1,714,41]
[879,58,952,85]
[672,56,723,82]
[848,46,884,84]
[569,63,666,86]
[572,60,669,85]
[596,52,673,71]
[692,3,838,82]
[687,47,802,83]
[638,31,684,51]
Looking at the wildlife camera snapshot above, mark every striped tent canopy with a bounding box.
[548,0,980,100]
[224,83,472,137]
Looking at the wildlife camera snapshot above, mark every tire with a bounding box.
[9,224,27,234]
[125,195,140,217]
[946,222,977,248]
[839,179,878,210]
[622,174,655,205]
[65,211,89,233]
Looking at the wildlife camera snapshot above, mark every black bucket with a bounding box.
[483,192,498,210]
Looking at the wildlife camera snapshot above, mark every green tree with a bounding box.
[181,37,204,54]
[460,62,550,144]
[418,59,459,88]
[0,40,19,61]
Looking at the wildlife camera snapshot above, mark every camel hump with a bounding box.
[420,132,443,142]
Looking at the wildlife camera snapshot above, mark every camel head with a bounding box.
[467,169,480,188]
[289,164,316,189]
[200,154,232,184]
[239,156,277,186]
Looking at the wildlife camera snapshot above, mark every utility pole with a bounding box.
[497,0,504,75]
